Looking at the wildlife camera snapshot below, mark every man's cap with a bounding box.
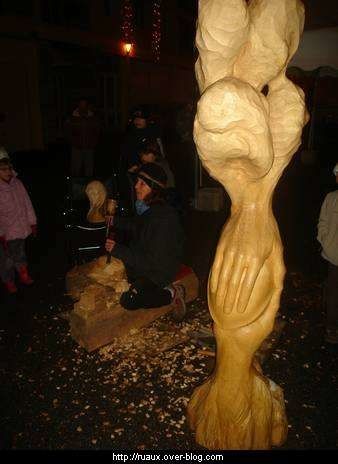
[137,163,167,189]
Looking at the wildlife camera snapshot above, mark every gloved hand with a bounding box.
[31,224,38,237]
[0,235,8,251]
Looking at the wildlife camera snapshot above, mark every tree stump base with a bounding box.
[66,257,199,352]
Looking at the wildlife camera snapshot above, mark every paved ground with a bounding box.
[1,154,337,451]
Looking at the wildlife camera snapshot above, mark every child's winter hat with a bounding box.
[0,146,9,161]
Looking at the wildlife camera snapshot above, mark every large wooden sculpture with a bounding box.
[187,0,309,449]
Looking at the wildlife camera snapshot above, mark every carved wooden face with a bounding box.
[85,181,107,208]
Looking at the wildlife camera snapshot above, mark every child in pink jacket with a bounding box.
[0,153,37,293]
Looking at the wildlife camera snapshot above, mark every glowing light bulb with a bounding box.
[124,43,133,55]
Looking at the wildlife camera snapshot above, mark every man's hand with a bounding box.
[105,238,116,253]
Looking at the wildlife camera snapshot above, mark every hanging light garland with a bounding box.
[151,0,162,62]
[121,0,135,50]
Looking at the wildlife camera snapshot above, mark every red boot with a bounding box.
[18,265,34,285]
[4,280,18,294]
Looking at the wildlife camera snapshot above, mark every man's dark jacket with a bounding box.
[112,202,184,287]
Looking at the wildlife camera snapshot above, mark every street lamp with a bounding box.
[123,42,133,56]
[120,42,133,129]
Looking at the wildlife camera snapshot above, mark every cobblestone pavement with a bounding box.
[1,156,337,451]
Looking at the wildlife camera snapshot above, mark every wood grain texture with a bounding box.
[85,180,107,223]
[66,258,199,352]
[187,0,309,450]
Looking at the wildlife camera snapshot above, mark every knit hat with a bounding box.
[137,163,167,189]
[0,146,9,161]
[333,163,338,175]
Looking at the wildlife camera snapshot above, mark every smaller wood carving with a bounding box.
[85,180,107,223]
[66,255,128,302]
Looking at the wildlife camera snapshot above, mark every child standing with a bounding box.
[0,148,37,293]
[317,162,338,344]
[128,140,176,188]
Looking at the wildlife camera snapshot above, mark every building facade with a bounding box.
[0,0,197,151]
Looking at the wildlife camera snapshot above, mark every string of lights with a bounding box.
[151,0,162,62]
[121,0,134,46]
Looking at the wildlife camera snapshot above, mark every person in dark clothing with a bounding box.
[105,163,186,320]
[121,106,164,170]
[65,98,101,177]
[129,140,175,188]
[118,106,164,213]
[129,140,183,216]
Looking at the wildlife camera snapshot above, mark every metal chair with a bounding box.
[63,176,106,266]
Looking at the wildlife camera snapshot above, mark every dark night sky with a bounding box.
[303,0,338,30]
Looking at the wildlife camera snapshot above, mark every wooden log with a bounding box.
[68,264,199,352]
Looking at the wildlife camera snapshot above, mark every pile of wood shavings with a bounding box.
[94,307,215,447]
[99,308,212,362]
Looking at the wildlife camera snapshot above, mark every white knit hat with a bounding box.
[0,146,9,161]
[333,163,338,175]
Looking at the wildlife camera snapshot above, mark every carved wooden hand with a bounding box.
[209,208,278,326]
